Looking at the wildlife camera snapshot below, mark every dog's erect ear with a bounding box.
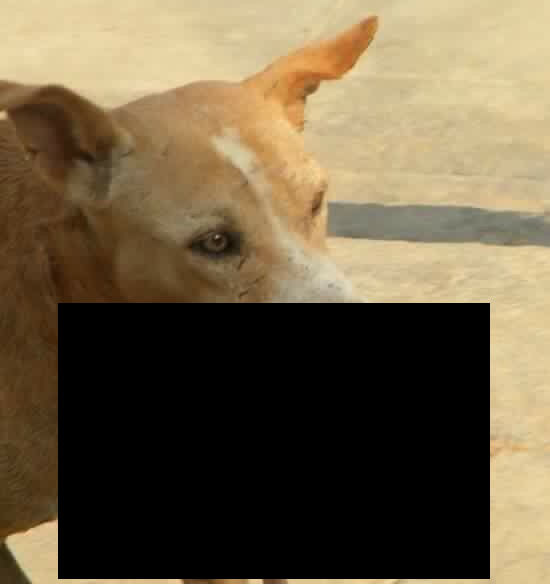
[243,16,379,130]
[0,82,133,201]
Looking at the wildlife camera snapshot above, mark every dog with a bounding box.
[0,15,378,582]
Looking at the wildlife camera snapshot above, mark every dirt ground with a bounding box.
[5,0,550,582]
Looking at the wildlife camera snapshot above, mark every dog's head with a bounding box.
[0,16,378,303]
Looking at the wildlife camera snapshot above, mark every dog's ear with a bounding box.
[0,82,133,202]
[243,16,378,130]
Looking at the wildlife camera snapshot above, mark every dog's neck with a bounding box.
[43,210,125,303]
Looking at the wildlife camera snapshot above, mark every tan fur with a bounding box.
[0,16,378,582]
[245,16,378,129]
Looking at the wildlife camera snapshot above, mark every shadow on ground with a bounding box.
[329,203,550,247]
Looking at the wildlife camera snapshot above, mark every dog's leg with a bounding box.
[0,541,32,584]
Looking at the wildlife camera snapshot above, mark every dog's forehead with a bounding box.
[139,82,326,195]
[209,125,325,198]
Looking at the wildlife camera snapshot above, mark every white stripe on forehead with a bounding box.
[211,128,270,196]
[212,128,257,176]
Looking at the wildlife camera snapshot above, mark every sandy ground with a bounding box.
[5,0,550,582]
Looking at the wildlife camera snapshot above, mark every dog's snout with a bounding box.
[273,250,364,303]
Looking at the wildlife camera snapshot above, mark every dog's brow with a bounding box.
[188,207,238,227]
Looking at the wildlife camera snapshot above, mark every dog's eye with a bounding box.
[192,232,238,257]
